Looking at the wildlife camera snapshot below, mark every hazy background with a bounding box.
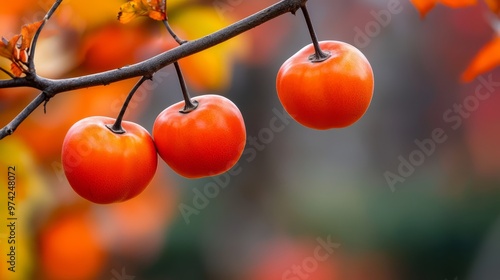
[2,0,500,279]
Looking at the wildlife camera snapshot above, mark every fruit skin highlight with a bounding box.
[276,40,374,130]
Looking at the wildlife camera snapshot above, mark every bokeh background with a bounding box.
[2,0,500,279]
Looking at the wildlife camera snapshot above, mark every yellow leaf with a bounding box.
[118,0,166,24]
[461,36,500,82]
[118,0,149,23]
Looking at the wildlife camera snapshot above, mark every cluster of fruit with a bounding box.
[61,4,374,204]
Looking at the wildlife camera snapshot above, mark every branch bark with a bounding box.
[0,0,307,140]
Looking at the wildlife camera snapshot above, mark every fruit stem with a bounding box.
[300,4,330,63]
[106,76,150,134]
[162,20,198,113]
[174,61,199,113]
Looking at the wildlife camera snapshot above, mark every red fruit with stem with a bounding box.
[153,94,246,179]
[61,77,157,204]
[62,116,158,204]
[277,40,374,129]
[152,49,246,178]
[276,5,374,130]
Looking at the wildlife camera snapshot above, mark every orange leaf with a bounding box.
[10,62,24,77]
[0,20,43,77]
[461,36,500,82]
[20,20,44,51]
[118,0,166,24]
[411,0,477,18]
[485,0,500,16]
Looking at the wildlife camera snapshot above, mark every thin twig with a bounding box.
[174,61,198,113]
[163,19,197,113]
[163,20,187,45]
[106,75,151,134]
[0,92,46,137]
[28,0,63,75]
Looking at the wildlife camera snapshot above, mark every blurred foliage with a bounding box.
[1,1,500,280]
[410,0,500,82]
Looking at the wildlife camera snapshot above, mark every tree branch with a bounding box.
[1,92,47,137]
[0,0,306,140]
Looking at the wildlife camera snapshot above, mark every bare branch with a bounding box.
[0,92,46,138]
[0,0,307,139]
